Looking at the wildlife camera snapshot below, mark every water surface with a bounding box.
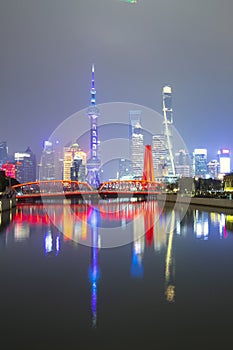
[0,201,233,349]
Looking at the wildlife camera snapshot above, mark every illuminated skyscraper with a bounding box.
[175,149,191,177]
[63,143,86,181]
[118,158,131,179]
[152,134,168,177]
[0,141,8,167]
[207,159,219,179]
[129,110,142,178]
[86,65,101,188]
[39,141,55,180]
[218,148,231,175]
[129,110,142,139]
[193,149,208,178]
[162,86,175,176]
[14,147,36,183]
[131,123,144,178]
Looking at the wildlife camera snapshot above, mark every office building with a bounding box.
[63,143,86,181]
[193,149,208,178]
[0,141,8,167]
[39,141,55,180]
[207,159,219,179]
[162,86,175,176]
[131,123,144,178]
[14,147,36,183]
[218,148,231,175]
[152,134,168,177]
[175,149,191,177]
[118,158,131,179]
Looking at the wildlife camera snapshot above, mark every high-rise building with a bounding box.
[129,110,142,178]
[14,147,36,183]
[218,148,231,175]
[63,143,86,181]
[86,65,101,188]
[207,159,219,179]
[129,110,142,139]
[162,86,175,176]
[131,123,144,178]
[175,149,191,177]
[39,141,55,180]
[0,141,8,167]
[118,158,131,179]
[152,134,168,177]
[193,149,208,178]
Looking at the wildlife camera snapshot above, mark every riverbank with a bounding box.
[0,195,17,212]
[158,193,233,210]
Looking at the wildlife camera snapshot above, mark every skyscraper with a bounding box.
[207,159,219,179]
[193,149,208,178]
[152,134,168,177]
[39,141,55,180]
[0,141,8,167]
[14,147,36,183]
[63,143,86,181]
[131,123,144,178]
[129,110,142,178]
[162,86,175,176]
[218,148,231,175]
[118,158,131,179]
[175,149,191,177]
[86,65,101,188]
[129,110,142,139]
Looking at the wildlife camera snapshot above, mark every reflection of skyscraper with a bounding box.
[88,208,100,328]
[131,213,145,278]
[164,211,176,303]
[193,210,209,239]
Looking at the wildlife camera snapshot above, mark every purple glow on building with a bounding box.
[86,65,101,187]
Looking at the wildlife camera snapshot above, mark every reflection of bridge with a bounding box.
[12,180,165,202]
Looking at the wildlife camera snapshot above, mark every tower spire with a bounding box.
[91,64,96,106]
[86,64,101,188]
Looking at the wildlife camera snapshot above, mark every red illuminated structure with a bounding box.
[1,162,16,178]
[142,145,155,182]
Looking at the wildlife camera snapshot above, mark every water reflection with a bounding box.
[1,201,233,329]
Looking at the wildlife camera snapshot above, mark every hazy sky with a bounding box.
[0,0,233,163]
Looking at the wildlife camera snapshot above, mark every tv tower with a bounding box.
[86,65,101,187]
[162,85,175,176]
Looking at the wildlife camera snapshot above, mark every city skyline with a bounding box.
[0,0,232,163]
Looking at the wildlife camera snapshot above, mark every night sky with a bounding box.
[0,0,233,164]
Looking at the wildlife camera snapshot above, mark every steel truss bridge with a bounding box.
[12,179,165,202]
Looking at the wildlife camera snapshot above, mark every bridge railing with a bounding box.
[12,180,93,195]
[98,180,165,192]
